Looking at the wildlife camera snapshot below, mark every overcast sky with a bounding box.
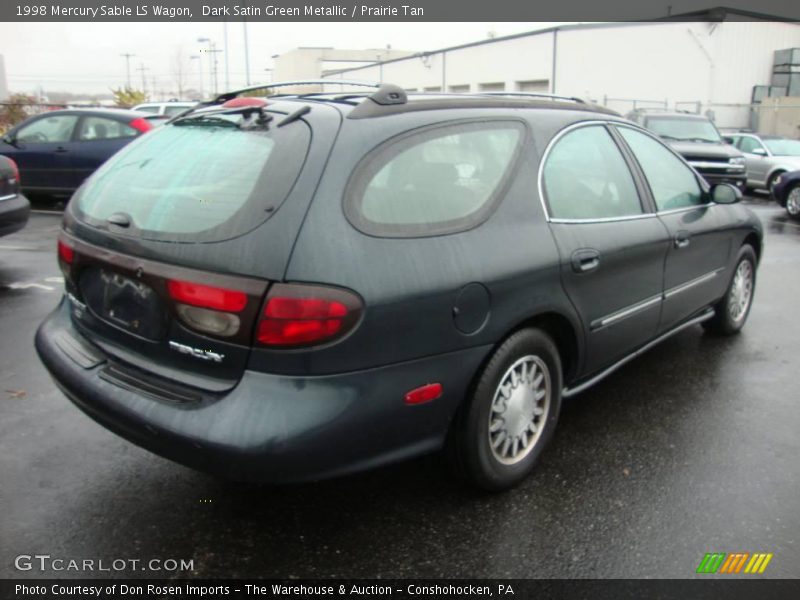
[0,22,560,97]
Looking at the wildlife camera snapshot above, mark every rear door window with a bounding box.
[542,125,643,220]
[344,120,525,237]
[75,110,311,241]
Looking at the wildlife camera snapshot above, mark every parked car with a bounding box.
[627,110,747,191]
[724,132,800,194]
[132,101,197,117]
[0,155,29,237]
[0,109,153,197]
[36,84,763,491]
[770,169,800,219]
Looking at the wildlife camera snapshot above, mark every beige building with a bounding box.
[271,47,413,93]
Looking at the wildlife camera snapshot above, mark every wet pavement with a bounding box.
[1,200,798,579]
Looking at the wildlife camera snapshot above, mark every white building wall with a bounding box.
[555,23,710,108]
[323,21,800,129]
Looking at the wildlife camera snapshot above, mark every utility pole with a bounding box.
[120,53,136,88]
[136,63,149,95]
[243,21,251,86]
[223,22,230,91]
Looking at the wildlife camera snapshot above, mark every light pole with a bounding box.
[243,22,251,86]
[198,36,222,96]
[120,53,136,88]
[190,55,204,98]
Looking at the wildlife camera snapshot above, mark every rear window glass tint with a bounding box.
[75,112,310,241]
[345,121,524,237]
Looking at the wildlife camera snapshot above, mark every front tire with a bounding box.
[703,245,757,335]
[785,184,800,220]
[447,328,562,491]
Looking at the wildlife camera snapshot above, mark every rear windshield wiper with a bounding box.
[173,111,275,131]
[173,115,239,128]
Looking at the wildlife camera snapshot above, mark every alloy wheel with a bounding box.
[488,355,551,465]
[728,259,754,323]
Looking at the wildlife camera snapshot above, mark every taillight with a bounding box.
[256,283,362,348]
[167,280,247,312]
[128,117,153,134]
[168,279,248,338]
[7,157,19,185]
[57,239,74,264]
[57,238,74,278]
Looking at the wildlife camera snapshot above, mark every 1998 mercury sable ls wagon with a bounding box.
[36,81,762,490]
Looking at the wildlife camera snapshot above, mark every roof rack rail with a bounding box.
[213,80,382,103]
[475,91,586,104]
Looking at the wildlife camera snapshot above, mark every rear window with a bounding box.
[344,120,525,237]
[75,111,310,242]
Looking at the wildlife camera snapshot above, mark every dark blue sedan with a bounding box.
[0,108,152,197]
[771,169,800,219]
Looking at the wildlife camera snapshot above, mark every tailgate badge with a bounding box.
[168,341,225,363]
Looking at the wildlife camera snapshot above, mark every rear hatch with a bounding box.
[59,100,341,393]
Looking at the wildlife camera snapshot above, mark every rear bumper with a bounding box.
[36,300,490,483]
[0,194,30,237]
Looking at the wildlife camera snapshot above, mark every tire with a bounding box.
[703,245,757,335]
[785,184,800,220]
[447,328,562,491]
[767,171,784,199]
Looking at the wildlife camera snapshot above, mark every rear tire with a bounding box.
[447,328,562,491]
[768,171,784,199]
[703,245,757,335]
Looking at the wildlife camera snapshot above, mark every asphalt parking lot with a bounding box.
[1,198,798,579]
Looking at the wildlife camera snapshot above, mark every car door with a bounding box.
[71,115,139,186]
[738,135,770,186]
[542,122,669,375]
[2,114,79,191]
[615,125,731,331]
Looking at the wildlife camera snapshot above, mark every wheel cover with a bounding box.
[488,355,551,465]
[787,188,800,216]
[728,259,754,323]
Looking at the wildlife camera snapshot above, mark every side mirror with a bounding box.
[1,134,17,147]
[751,148,767,156]
[723,136,735,144]
[711,183,742,205]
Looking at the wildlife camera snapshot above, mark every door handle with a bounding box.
[571,249,601,273]
[674,231,691,249]
[54,146,68,153]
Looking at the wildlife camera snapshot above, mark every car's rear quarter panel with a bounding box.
[274,109,585,381]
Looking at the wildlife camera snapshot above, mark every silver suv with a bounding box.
[725,132,800,194]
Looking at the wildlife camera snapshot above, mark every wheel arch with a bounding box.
[742,231,762,264]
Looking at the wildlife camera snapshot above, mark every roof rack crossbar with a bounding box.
[213,79,382,103]
[475,91,586,104]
